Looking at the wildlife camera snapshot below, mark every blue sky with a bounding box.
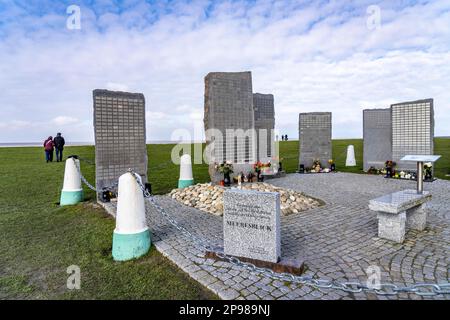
[0,0,449,142]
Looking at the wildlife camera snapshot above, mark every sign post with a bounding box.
[400,155,441,194]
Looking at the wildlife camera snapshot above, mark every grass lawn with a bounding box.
[0,138,448,299]
[0,146,217,300]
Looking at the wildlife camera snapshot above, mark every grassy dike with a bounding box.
[0,138,448,299]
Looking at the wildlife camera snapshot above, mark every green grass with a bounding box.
[280,138,450,179]
[0,146,217,300]
[147,143,210,194]
[1,138,449,299]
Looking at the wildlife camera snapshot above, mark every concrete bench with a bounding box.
[368,189,432,243]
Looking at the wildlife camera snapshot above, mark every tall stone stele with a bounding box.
[298,112,332,169]
[93,89,148,199]
[204,72,257,183]
[391,99,434,171]
[253,93,275,163]
[363,108,392,171]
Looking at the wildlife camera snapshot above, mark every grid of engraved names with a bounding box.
[254,123,274,158]
[254,96,274,121]
[94,96,146,188]
[392,103,432,160]
[211,77,254,163]
[299,114,332,167]
[365,110,391,128]
[300,114,331,130]
[363,109,392,170]
[254,99,274,159]
[210,131,254,163]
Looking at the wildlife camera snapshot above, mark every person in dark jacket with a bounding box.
[43,136,54,163]
[53,133,65,162]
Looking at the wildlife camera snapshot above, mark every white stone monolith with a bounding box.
[346,145,356,167]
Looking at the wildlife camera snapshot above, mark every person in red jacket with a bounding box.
[43,136,54,163]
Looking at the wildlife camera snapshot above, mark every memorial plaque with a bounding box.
[204,72,256,183]
[299,112,332,168]
[363,108,392,171]
[254,93,275,163]
[392,99,434,171]
[93,89,148,198]
[223,189,281,263]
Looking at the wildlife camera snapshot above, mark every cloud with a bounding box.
[0,0,449,143]
[52,116,79,126]
[106,82,130,92]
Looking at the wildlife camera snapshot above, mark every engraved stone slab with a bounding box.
[204,72,256,183]
[299,112,332,168]
[223,189,281,263]
[391,99,434,171]
[93,89,148,198]
[363,108,392,171]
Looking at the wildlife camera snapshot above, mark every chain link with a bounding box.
[116,169,450,297]
[72,157,98,192]
[77,156,96,166]
[72,157,118,193]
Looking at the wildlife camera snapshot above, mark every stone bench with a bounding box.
[368,189,432,243]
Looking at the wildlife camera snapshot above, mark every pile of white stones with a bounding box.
[169,182,321,216]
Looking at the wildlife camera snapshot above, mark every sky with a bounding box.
[0,0,449,142]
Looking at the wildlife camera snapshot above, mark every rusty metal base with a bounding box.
[205,250,305,276]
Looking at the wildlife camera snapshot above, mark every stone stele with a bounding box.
[223,189,281,263]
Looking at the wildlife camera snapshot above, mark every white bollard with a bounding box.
[112,172,151,261]
[178,154,194,188]
[60,158,84,206]
[345,145,356,167]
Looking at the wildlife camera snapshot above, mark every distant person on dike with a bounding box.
[43,136,54,163]
[53,133,65,162]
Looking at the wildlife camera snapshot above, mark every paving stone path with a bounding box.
[107,173,450,300]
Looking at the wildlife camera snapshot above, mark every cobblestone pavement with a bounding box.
[107,173,450,300]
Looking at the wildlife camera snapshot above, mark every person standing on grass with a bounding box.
[53,132,65,162]
[43,136,54,163]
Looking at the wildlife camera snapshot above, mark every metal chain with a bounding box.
[72,157,118,193]
[77,156,96,166]
[128,169,450,297]
[72,158,98,192]
[131,170,216,252]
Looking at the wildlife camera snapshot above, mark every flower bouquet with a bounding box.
[424,162,433,181]
[215,161,234,186]
[254,161,271,181]
[312,159,321,173]
[385,160,396,178]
